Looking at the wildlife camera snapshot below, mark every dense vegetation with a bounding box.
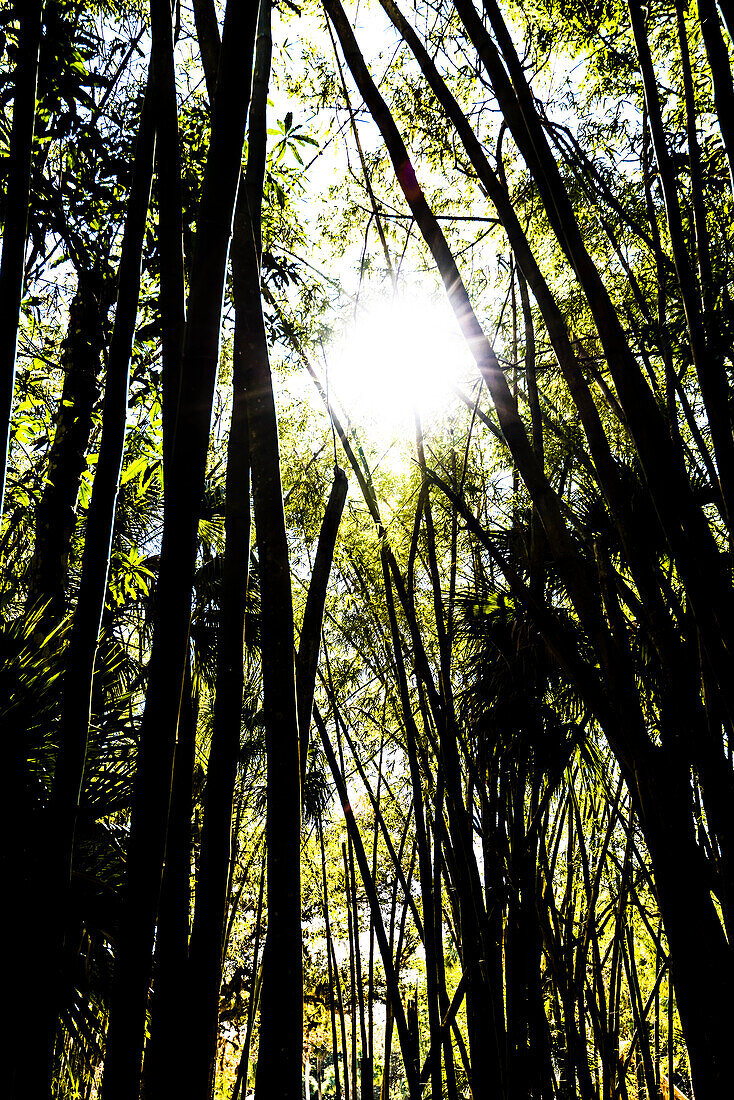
[2,0,733,1097]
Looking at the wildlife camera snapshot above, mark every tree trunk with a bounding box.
[26,267,111,617]
[144,661,197,1097]
[296,466,348,780]
[315,703,421,1100]
[101,2,259,1094]
[0,0,43,513]
[31,75,156,1097]
[246,222,304,1100]
[633,749,734,1099]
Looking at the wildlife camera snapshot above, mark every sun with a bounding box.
[326,291,472,441]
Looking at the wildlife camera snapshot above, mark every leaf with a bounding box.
[120,456,147,486]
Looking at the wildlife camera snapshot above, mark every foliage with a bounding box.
[3,0,733,1096]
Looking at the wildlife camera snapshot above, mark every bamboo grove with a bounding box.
[2,0,734,1096]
